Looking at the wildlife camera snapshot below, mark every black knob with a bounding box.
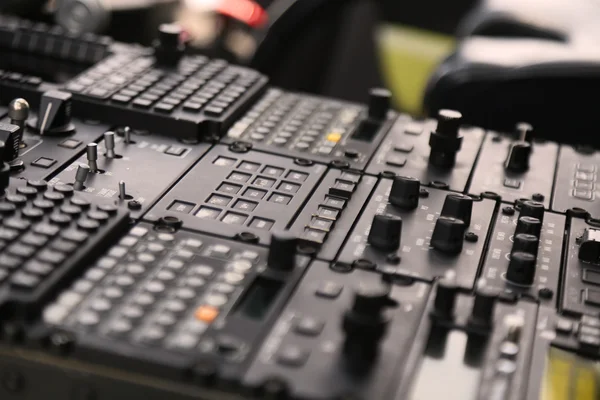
[431,216,466,254]
[512,233,539,257]
[0,123,20,163]
[520,200,544,222]
[368,88,391,121]
[506,252,536,285]
[579,228,600,263]
[29,91,75,135]
[367,214,402,251]
[440,193,473,226]
[428,109,464,168]
[389,176,420,209]
[342,281,391,365]
[504,141,531,172]
[154,23,185,66]
[432,273,458,320]
[515,122,534,143]
[468,281,498,329]
[0,141,9,193]
[515,216,542,237]
[267,231,297,270]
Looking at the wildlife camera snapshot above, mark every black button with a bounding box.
[32,199,54,212]
[204,106,225,116]
[78,219,100,231]
[10,272,40,290]
[87,211,110,222]
[168,200,195,214]
[132,98,152,108]
[583,269,600,286]
[21,207,44,220]
[50,238,79,253]
[581,315,600,328]
[276,345,309,367]
[294,317,324,336]
[309,217,333,231]
[0,228,18,241]
[27,180,48,191]
[43,191,65,203]
[50,214,72,226]
[54,185,74,197]
[315,281,343,299]
[70,197,91,209]
[248,217,274,230]
[37,249,66,265]
[33,223,60,237]
[323,196,346,210]
[32,157,57,169]
[584,289,600,307]
[20,233,48,247]
[58,139,82,149]
[183,102,202,112]
[339,172,361,183]
[578,333,600,348]
[60,229,88,243]
[154,103,175,113]
[329,180,355,199]
[0,254,22,270]
[98,204,118,214]
[0,202,16,215]
[6,194,27,207]
[111,94,131,104]
[60,204,82,216]
[165,146,187,156]
[4,218,31,231]
[16,186,38,198]
[8,243,36,258]
[317,206,339,220]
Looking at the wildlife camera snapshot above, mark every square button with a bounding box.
[583,269,600,286]
[268,193,292,205]
[221,212,247,225]
[575,171,595,182]
[32,157,57,169]
[329,179,355,199]
[575,181,595,190]
[504,178,522,189]
[309,217,333,231]
[573,189,594,200]
[253,176,276,188]
[317,206,339,220]
[404,122,422,136]
[207,194,232,207]
[394,144,414,153]
[233,199,257,212]
[238,161,261,172]
[243,187,267,200]
[584,288,600,307]
[58,139,82,149]
[249,217,274,230]
[228,171,252,183]
[315,281,343,298]
[217,182,242,195]
[323,196,346,210]
[339,172,361,183]
[195,206,221,220]
[555,319,574,334]
[278,181,301,194]
[165,146,187,156]
[214,156,237,166]
[168,200,196,214]
[286,170,308,182]
[302,228,327,244]
[386,155,406,167]
[262,166,284,177]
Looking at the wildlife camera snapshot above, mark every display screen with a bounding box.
[541,347,600,400]
[234,276,283,320]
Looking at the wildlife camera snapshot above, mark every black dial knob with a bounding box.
[440,193,473,226]
[267,231,297,270]
[515,122,534,143]
[520,200,544,222]
[431,216,466,254]
[367,214,402,251]
[342,281,391,366]
[512,233,539,257]
[154,23,185,66]
[504,141,531,172]
[28,91,75,135]
[579,228,600,263]
[432,273,458,320]
[506,252,536,285]
[0,141,9,193]
[515,216,542,237]
[429,109,464,169]
[389,176,420,209]
[469,281,498,329]
[368,88,391,121]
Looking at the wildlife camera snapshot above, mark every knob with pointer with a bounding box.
[27,91,76,135]
[504,140,531,173]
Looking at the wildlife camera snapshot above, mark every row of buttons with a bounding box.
[571,163,597,201]
[555,315,600,349]
[300,171,360,245]
[385,121,422,167]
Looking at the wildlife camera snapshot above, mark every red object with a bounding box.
[216,0,268,28]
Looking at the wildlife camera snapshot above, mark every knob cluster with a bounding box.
[506,201,545,285]
[430,193,473,254]
[428,109,464,169]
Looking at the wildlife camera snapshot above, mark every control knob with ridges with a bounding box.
[389,176,420,210]
[367,214,402,251]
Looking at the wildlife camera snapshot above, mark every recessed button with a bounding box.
[164,146,187,156]
[217,182,242,195]
[168,200,195,214]
[278,181,301,193]
[221,212,247,225]
[268,193,292,205]
[58,139,82,149]
[207,194,232,207]
[315,281,343,299]
[276,345,309,367]
[249,217,274,230]
[31,157,57,169]
[233,199,257,212]
[195,206,221,220]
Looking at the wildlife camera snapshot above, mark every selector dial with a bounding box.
[431,216,466,254]
[154,24,185,66]
[515,216,542,237]
[506,252,536,285]
[367,214,402,251]
[519,200,544,222]
[389,176,420,210]
[511,233,539,257]
[28,91,76,135]
[440,193,473,226]
[504,141,531,172]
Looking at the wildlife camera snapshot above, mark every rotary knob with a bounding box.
[267,231,297,271]
[389,176,420,210]
[428,109,464,169]
[431,216,466,254]
[504,141,531,172]
[28,91,75,135]
[154,23,185,66]
[519,200,544,222]
[367,214,402,251]
[440,193,473,226]
[368,88,392,121]
[515,216,542,237]
[506,252,536,285]
[511,233,539,257]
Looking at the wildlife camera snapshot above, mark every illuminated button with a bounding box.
[195,305,219,323]
[195,206,221,220]
[326,132,342,143]
[207,194,232,207]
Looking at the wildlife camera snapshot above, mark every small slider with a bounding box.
[104,131,116,158]
[119,181,127,200]
[87,143,99,172]
[73,164,90,191]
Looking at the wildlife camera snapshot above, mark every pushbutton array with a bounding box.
[571,163,596,201]
[43,225,262,352]
[227,89,363,157]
